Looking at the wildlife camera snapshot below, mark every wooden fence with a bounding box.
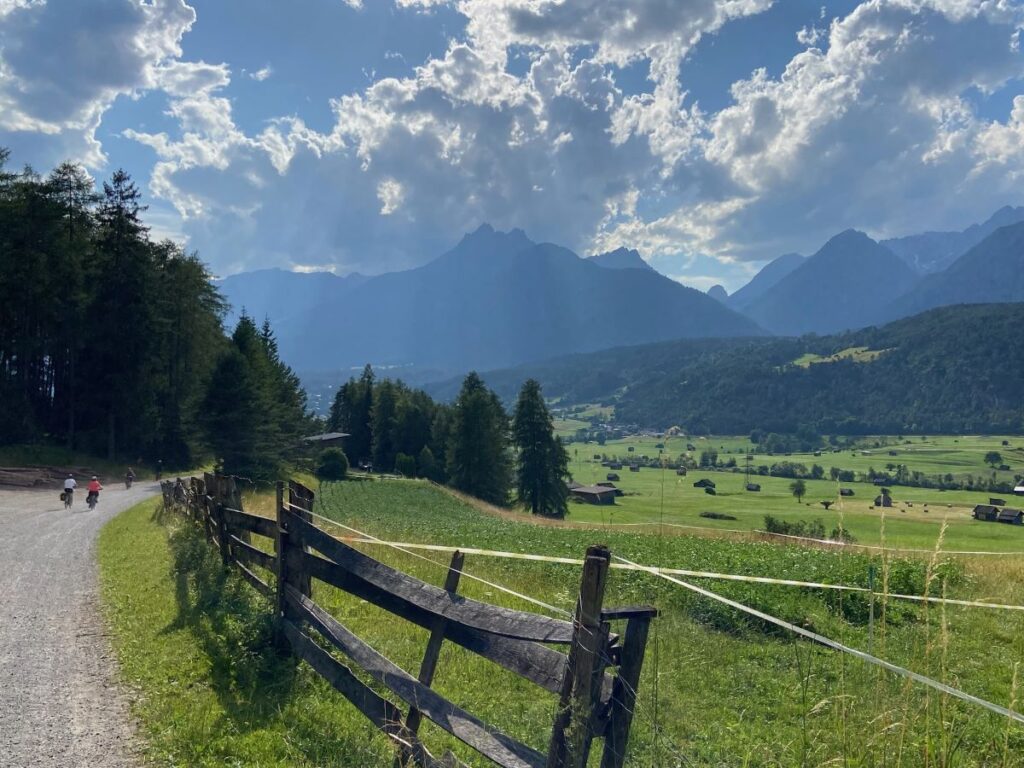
[161,474,656,768]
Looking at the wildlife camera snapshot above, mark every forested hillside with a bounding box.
[438,304,1024,435]
[0,149,308,472]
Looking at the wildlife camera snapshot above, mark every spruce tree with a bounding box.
[512,379,570,517]
[371,379,399,470]
[447,372,511,505]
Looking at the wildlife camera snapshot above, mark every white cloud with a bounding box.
[596,0,1024,263]
[80,0,1024,281]
[797,25,823,46]
[376,178,405,214]
[0,0,198,166]
[248,65,273,82]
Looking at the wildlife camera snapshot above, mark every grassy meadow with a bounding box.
[550,433,1024,553]
[100,477,1024,766]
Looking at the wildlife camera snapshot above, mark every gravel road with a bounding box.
[0,481,158,767]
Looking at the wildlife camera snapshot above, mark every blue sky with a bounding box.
[2,0,1023,292]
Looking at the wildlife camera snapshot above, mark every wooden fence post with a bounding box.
[546,544,611,768]
[274,481,289,648]
[396,550,465,768]
[276,480,314,648]
[599,612,653,768]
[287,481,314,599]
[213,476,231,566]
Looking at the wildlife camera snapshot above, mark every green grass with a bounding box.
[97,499,398,767]
[100,484,1024,766]
[591,434,1023,482]
[792,346,891,367]
[560,458,1024,552]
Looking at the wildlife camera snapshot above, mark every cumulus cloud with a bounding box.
[11,0,1022,285]
[0,0,198,165]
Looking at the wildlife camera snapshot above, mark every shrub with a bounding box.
[699,511,737,520]
[395,452,417,478]
[316,448,349,481]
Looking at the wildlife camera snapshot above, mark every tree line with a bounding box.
[329,368,571,516]
[0,148,308,477]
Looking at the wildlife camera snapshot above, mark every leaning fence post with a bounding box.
[599,613,653,768]
[396,550,465,768]
[547,544,611,768]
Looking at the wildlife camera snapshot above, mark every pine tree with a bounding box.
[87,169,155,457]
[512,379,570,517]
[447,372,511,505]
[371,379,399,470]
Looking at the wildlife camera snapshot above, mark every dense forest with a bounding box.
[436,304,1024,435]
[0,148,307,474]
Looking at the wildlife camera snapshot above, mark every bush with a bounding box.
[699,511,737,520]
[395,452,417,478]
[316,448,349,481]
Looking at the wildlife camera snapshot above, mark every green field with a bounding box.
[584,434,1022,481]
[101,482,1024,766]
[554,434,1024,552]
[563,459,1024,553]
[792,345,891,367]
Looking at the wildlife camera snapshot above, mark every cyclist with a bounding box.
[125,467,136,489]
[63,474,77,508]
[86,476,103,509]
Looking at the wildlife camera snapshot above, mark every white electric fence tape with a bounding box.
[297,507,1024,725]
[612,554,1024,726]
[332,536,1024,613]
[302,506,573,619]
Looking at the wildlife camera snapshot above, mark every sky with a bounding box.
[2,0,1023,292]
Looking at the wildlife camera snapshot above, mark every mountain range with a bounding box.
[220,224,762,375]
[220,206,1024,378]
[881,205,1024,274]
[728,210,1024,336]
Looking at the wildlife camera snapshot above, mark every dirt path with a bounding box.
[0,482,158,767]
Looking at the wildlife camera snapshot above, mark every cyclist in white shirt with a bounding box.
[63,474,77,506]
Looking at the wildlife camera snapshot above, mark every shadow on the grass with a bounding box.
[143,503,394,765]
[158,506,297,722]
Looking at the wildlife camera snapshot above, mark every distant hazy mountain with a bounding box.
[726,252,804,313]
[586,247,654,271]
[885,220,1024,320]
[741,230,918,336]
[218,268,366,328]
[706,284,728,302]
[882,205,1024,274]
[265,224,762,373]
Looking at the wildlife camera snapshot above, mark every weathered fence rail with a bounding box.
[161,475,656,768]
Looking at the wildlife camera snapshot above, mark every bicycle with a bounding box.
[63,490,73,509]
[87,491,99,511]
